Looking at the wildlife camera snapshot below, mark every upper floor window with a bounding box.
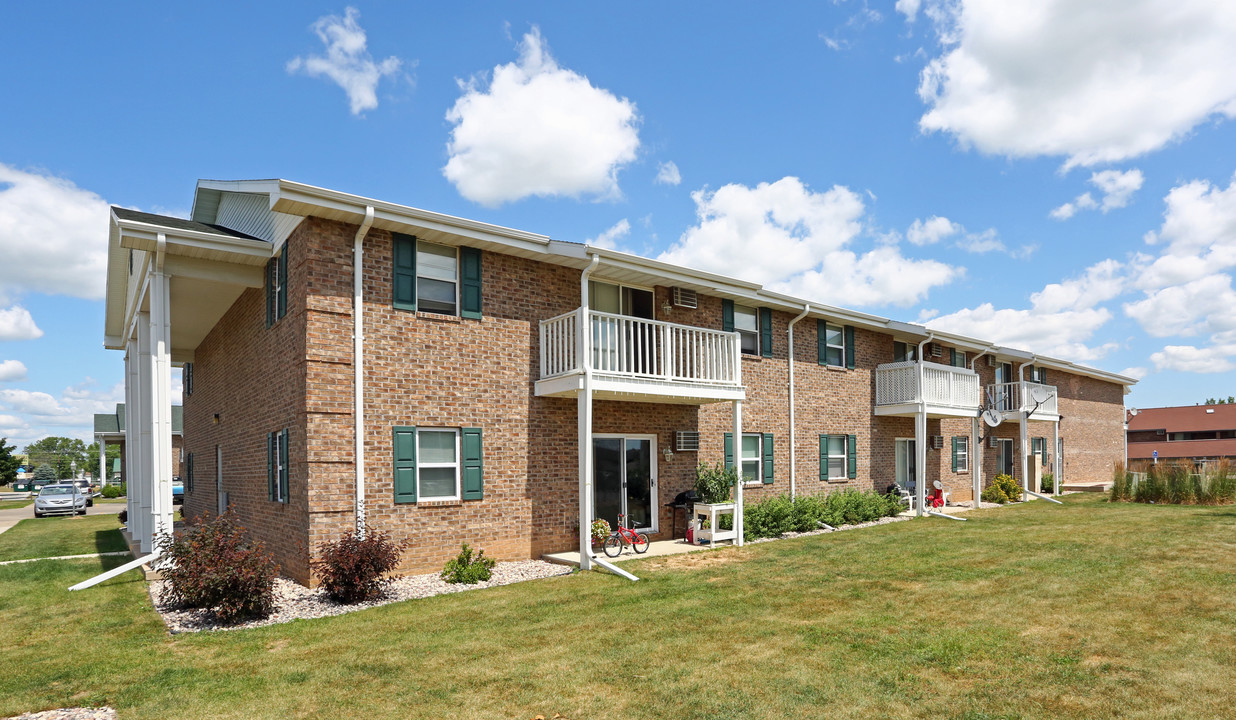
[590,281,654,319]
[894,341,917,363]
[417,241,458,315]
[951,349,967,368]
[392,232,483,318]
[265,245,288,327]
[822,323,844,367]
[734,305,759,355]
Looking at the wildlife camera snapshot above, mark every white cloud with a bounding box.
[916,1,1236,168]
[1051,170,1143,220]
[955,228,1005,254]
[0,378,125,446]
[906,215,960,245]
[0,306,42,341]
[443,27,640,207]
[896,0,923,22]
[287,6,403,115]
[586,219,631,250]
[0,165,110,302]
[928,303,1117,362]
[1137,174,1236,290]
[1124,273,1236,338]
[658,177,961,307]
[1150,345,1236,374]
[1031,259,1125,313]
[1120,366,1149,380]
[0,360,28,382]
[655,161,682,186]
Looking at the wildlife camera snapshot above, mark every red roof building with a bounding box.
[1127,404,1236,465]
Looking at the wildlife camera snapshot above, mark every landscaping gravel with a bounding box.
[151,560,572,634]
[4,709,116,720]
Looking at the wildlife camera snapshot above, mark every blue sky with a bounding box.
[2,1,1236,448]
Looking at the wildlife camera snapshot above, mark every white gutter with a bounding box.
[787,304,810,499]
[353,206,375,536]
[970,346,995,506]
[1017,357,1037,502]
[577,254,604,574]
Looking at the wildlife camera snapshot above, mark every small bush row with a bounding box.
[441,543,495,584]
[1111,461,1236,505]
[100,484,124,498]
[981,474,1023,504]
[743,489,902,541]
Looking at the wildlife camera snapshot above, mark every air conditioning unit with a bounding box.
[989,435,999,448]
[931,435,944,449]
[1155,429,1166,436]
[675,431,700,452]
[930,343,943,358]
[672,287,698,309]
[987,355,996,367]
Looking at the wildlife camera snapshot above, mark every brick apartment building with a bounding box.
[103,179,1134,583]
[1127,403,1236,467]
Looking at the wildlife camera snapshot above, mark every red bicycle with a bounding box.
[603,514,649,557]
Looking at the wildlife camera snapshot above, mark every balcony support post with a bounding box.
[914,334,933,517]
[1017,360,1035,501]
[1052,420,1060,495]
[577,255,600,571]
[972,415,982,506]
[733,399,744,546]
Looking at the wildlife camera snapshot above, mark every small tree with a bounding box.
[0,437,19,486]
[33,464,57,483]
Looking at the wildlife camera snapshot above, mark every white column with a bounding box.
[123,347,136,524]
[733,399,743,547]
[1052,420,1060,495]
[915,409,927,516]
[98,439,106,487]
[135,315,152,551]
[1019,410,1030,501]
[148,271,174,549]
[971,417,982,506]
[577,384,593,571]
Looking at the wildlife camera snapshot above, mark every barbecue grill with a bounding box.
[664,489,699,540]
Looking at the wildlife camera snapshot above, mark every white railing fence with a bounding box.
[986,381,1058,416]
[875,361,980,408]
[539,308,741,386]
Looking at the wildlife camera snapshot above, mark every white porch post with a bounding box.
[148,269,174,549]
[915,408,927,517]
[971,416,982,506]
[733,399,744,546]
[1019,409,1029,501]
[135,315,152,551]
[577,378,593,571]
[98,439,106,486]
[1052,420,1060,495]
[124,344,138,536]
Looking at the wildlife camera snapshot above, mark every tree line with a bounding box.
[0,436,120,485]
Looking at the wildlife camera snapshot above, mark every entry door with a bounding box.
[593,435,657,533]
[996,438,1015,477]
[895,439,917,491]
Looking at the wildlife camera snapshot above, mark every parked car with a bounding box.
[70,479,95,506]
[33,484,87,518]
[171,477,184,505]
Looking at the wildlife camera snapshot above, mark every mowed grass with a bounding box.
[0,499,33,510]
[0,514,129,562]
[3,495,1236,719]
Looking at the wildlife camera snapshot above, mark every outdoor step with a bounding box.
[1060,482,1113,493]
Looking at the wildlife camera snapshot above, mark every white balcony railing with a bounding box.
[875,361,981,411]
[539,308,742,387]
[987,381,1058,416]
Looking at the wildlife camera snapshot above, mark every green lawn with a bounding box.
[0,515,129,562]
[0,499,32,510]
[2,495,1235,719]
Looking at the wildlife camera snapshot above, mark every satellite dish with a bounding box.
[1030,386,1051,404]
[981,409,1003,427]
[932,481,943,490]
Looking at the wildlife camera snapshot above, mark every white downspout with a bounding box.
[578,254,604,574]
[787,304,810,499]
[915,333,934,517]
[353,206,375,536]
[969,346,994,507]
[1016,357,1036,502]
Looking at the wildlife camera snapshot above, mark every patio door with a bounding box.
[895,438,917,491]
[593,435,658,533]
[996,438,1015,478]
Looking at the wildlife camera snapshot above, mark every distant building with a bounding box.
[93,404,183,485]
[1126,404,1236,467]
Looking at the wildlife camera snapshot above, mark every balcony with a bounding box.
[986,381,1059,419]
[536,308,745,404]
[874,361,981,418]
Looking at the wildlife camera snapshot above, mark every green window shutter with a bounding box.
[845,325,856,369]
[949,348,957,367]
[265,258,274,328]
[279,429,290,502]
[952,437,959,472]
[393,427,418,504]
[187,453,194,493]
[267,432,275,501]
[461,427,484,500]
[847,435,857,479]
[762,433,774,484]
[724,432,734,471]
[817,319,827,365]
[460,247,483,319]
[819,435,828,481]
[277,242,288,320]
[1040,368,1047,385]
[894,341,906,363]
[184,363,193,396]
[1039,437,1048,465]
[392,232,417,311]
[721,299,734,332]
[760,308,773,358]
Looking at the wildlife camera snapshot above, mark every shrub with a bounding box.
[314,527,406,603]
[158,512,279,623]
[742,489,901,541]
[33,464,56,483]
[101,485,123,499]
[993,474,1021,501]
[1109,463,1132,502]
[590,518,611,545]
[117,509,127,524]
[441,543,495,584]
[981,484,1010,504]
[695,462,737,504]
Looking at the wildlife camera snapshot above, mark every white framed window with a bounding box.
[417,428,460,500]
[416,240,458,315]
[824,323,845,367]
[735,305,759,355]
[824,435,847,478]
[954,436,969,473]
[893,341,917,363]
[741,433,762,484]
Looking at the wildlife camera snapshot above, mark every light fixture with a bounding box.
[663,446,674,463]
[661,300,673,316]
[213,413,221,424]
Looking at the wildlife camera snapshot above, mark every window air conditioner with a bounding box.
[676,431,700,452]
[987,355,997,367]
[989,435,999,448]
[931,435,944,449]
[672,287,698,309]
[930,343,943,358]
